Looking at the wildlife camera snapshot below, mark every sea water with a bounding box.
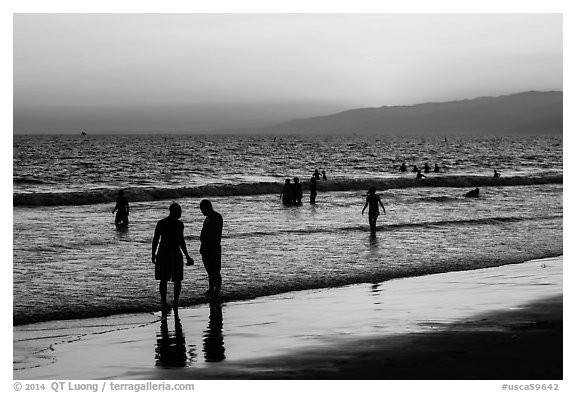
[13,134,563,325]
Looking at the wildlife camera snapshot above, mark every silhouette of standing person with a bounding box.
[309,176,317,205]
[112,190,129,226]
[313,169,321,180]
[423,162,431,173]
[399,162,407,172]
[412,165,419,172]
[362,186,386,232]
[416,170,426,179]
[200,200,223,296]
[280,179,293,205]
[152,203,194,311]
[434,163,440,173]
[292,177,303,204]
[322,170,327,180]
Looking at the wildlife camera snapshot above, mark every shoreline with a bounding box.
[14,256,563,380]
[13,252,564,327]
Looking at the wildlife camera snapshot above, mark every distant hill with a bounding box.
[255,91,562,135]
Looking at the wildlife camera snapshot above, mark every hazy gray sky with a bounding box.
[13,13,562,134]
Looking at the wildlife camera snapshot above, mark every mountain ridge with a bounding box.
[242,91,562,135]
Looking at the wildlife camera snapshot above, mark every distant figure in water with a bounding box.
[313,169,321,180]
[362,186,386,232]
[399,162,407,172]
[465,188,480,198]
[280,179,293,205]
[152,203,194,311]
[322,170,327,180]
[423,162,432,173]
[494,170,501,178]
[199,200,223,296]
[309,176,317,205]
[412,165,419,172]
[112,190,129,226]
[292,177,303,204]
[416,170,426,179]
[434,163,440,173]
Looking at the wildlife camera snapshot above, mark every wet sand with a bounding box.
[219,295,562,380]
[14,256,563,380]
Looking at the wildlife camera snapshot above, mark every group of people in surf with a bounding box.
[462,170,501,198]
[110,161,505,310]
[362,168,504,232]
[398,161,440,179]
[280,169,327,206]
[400,162,503,182]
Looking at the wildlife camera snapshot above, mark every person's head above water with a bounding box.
[293,177,299,183]
[169,202,182,218]
[367,186,376,195]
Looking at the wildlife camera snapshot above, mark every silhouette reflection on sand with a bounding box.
[155,310,196,368]
[154,300,226,368]
[203,299,226,362]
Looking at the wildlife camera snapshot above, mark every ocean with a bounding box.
[13,134,563,326]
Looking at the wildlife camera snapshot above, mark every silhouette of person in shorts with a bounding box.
[152,203,194,310]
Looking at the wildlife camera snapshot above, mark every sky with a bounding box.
[12,13,563,134]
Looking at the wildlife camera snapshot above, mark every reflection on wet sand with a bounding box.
[13,257,563,379]
[203,299,226,362]
[154,301,226,368]
[155,310,196,368]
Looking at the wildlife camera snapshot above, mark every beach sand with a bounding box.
[14,257,563,380]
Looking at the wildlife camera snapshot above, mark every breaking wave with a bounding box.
[13,174,562,207]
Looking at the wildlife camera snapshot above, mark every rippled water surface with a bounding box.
[14,134,562,194]
[13,134,563,325]
[13,185,562,325]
